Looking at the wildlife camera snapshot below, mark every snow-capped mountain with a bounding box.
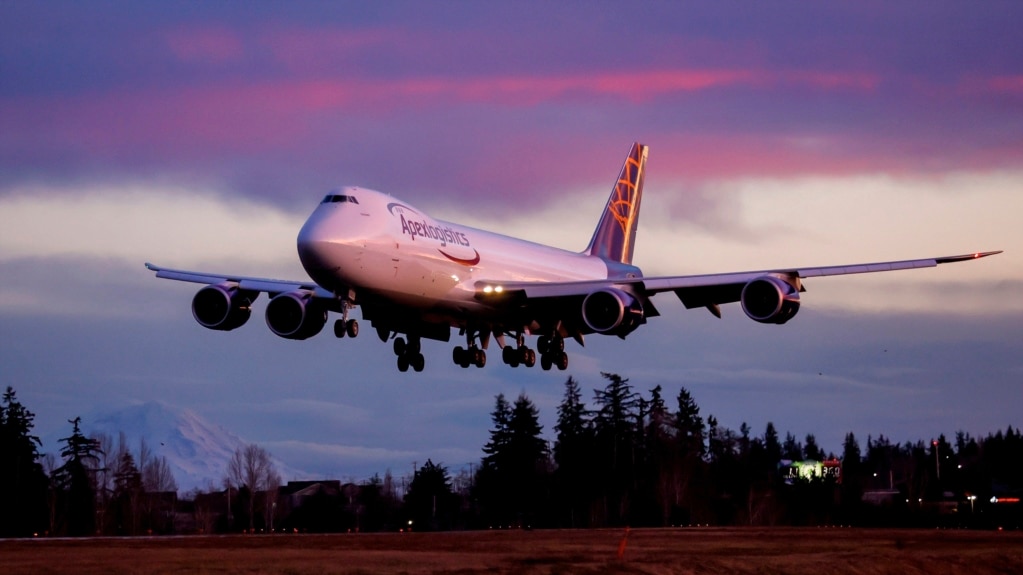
[45,401,304,494]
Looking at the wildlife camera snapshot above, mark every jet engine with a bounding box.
[265,290,328,340]
[582,288,645,336]
[191,283,258,331]
[740,275,800,324]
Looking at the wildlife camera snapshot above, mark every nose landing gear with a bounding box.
[333,300,359,338]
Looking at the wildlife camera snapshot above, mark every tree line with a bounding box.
[2,376,1021,537]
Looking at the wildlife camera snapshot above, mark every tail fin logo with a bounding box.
[609,152,644,236]
[586,143,648,265]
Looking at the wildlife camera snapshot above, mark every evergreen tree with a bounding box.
[804,434,824,461]
[763,422,781,465]
[554,377,589,470]
[739,422,752,459]
[0,387,49,536]
[642,385,676,525]
[840,432,864,523]
[506,393,549,524]
[672,385,707,524]
[112,451,143,534]
[477,393,548,527]
[674,386,705,457]
[481,394,512,469]
[477,394,512,526]
[53,417,103,536]
[707,416,744,524]
[553,376,594,527]
[404,459,455,530]
[592,372,640,524]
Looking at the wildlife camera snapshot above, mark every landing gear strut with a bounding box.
[333,301,358,338]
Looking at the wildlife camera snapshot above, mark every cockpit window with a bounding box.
[321,194,360,204]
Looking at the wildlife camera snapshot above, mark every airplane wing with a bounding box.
[144,262,335,298]
[474,251,1002,312]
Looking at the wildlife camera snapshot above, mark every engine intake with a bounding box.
[582,288,645,336]
[265,290,327,340]
[191,283,258,331]
[741,275,800,324]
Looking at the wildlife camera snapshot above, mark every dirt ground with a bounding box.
[2,527,1021,575]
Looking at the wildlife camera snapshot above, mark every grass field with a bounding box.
[2,528,1022,574]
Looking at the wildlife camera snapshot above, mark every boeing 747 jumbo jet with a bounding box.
[147,143,1000,372]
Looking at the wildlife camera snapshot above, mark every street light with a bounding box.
[967,494,976,513]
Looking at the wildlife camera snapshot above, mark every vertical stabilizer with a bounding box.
[585,142,648,265]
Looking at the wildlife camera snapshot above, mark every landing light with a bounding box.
[483,286,493,294]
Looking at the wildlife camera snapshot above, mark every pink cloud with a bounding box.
[1,65,1011,196]
[180,68,879,112]
[988,75,1023,94]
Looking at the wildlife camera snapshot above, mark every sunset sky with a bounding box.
[2,2,1020,482]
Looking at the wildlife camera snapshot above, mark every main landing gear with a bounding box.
[499,333,568,371]
[452,330,487,369]
[393,336,425,372]
[537,335,569,371]
[500,332,536,368]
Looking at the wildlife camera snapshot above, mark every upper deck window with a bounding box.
[321,194,360,204]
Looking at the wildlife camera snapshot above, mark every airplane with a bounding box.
[147,142,1000,372]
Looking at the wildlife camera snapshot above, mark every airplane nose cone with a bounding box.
[297,210,337,275]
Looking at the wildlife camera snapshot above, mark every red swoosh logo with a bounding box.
[438,248,480,266]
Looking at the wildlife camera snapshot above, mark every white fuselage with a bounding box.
[296,187,611,315]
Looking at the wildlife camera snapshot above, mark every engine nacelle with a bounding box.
[582,288,645,336]
[191,283,258,331]
[741,275,800,325]
[265,290,327,340]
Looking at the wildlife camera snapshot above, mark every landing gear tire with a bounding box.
[394,337,407,357]
[551,335,565,353]
[334,319,347,338]
[537,336,550,355]
[397,355,410,372]
[346,319,359,338]
[473,348,486,368]
[410,353,425,372]
[453,346,473,368]
[541,353,553,371]
[523,348,536,368]
[556,351,569,370]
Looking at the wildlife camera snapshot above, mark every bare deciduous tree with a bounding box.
[226,444,280,531]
